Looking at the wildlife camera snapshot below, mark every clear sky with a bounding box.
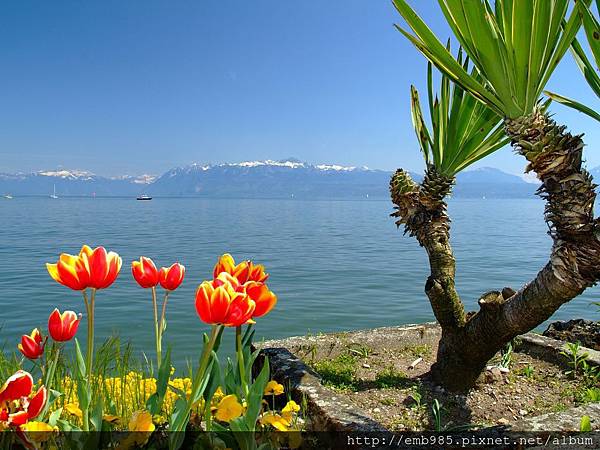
[0,1,598,177]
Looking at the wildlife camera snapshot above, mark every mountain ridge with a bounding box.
[0,158,551,199]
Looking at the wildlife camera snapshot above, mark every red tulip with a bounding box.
[131,256,159,288]
[0,370,47,427]
[48,308,81,342]
[17,329,45,360]
[244,282,278,318]
[47,245,122,291]
[195,277,255,327]
[159,263,185,291]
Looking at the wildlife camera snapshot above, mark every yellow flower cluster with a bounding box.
[57,371,194,428]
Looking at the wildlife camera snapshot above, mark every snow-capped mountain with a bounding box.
[149,158,390,198]
[0,169,153,196]
[0,158,546,198]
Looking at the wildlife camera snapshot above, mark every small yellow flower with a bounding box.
[128,410,155,433]
[64,403,82,418]
[282,400,300,421]
[264,380,284,396]
[117,410,155,450]
[103,414,121,424]
[20,421,58,442]
[260,412,290,431]
[214,395,243,422]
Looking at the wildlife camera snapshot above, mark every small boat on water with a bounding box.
[3,194,13,199]
[136,194,152,201]
[50,184,58,199]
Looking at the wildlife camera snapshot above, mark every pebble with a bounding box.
[519,409,528,416]
[373,408,381,413]
[497,418,510,425]
[362,363,370,368]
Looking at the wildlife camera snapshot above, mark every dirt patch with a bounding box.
[278,328,599,432]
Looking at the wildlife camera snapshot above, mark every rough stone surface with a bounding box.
[255,347,388,433]
[513,403,600,431]
[544,319,600,351]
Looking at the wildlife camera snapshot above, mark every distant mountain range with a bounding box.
[0,158,549,199]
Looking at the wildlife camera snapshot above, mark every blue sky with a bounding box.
[0,1,598,177]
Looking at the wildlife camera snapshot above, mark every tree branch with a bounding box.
[390,166,466,328]
[466,109,600,345]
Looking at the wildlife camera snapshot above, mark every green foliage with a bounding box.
[581,415,592,432]
[374,366,409,389]
[431,398,443,432]
[522,365,535,379]
[146,347,171,416]
[499,341,514,369]
[561,342,589,379]
[411,56,507,176]
[312,354,358,391]
[546,1,600,121]
[393,0,584,118]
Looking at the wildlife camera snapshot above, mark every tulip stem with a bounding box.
[157,291,169,365]
[151,286,161,370]
[82,288,96,432]
[236,326,249,398]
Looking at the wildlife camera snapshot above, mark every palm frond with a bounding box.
[393,0,585,119]
[410,57,508,177]
[545,1,600,122]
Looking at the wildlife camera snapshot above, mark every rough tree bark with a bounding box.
[390,109,600,391]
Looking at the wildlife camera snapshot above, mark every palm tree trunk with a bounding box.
[391,110,600,391]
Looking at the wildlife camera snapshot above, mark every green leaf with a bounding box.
[243,357,270,430]
[147,347,172,415]
[48,408,63,427]
[580,1,600,68]
[545,91,600,122]
[89,396,104,432]
[73,338,87,379]
[393,0,585,118]
[581,415,592,432]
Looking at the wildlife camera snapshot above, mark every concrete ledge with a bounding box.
[257,346,388,432]
[516,333,600,369]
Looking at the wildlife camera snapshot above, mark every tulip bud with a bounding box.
[158,263,185,291]
[48,309,81,342]
[131,256,159,288]
[17,329,45,360]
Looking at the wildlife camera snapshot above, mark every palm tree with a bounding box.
[391,53,508,338]
[391,0,598,391]
[546,0,600,121]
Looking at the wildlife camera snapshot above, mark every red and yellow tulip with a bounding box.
[131,256,160,289]
[195,275,255,327]
[0,370,47,427]
[213,253,268,284]
[17,329,45,360]
[48,308,81,342]
[158,263,185,291]
[46,245,122,291]
[212,254,277,318]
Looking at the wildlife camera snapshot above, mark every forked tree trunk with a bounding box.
[391,109,600,391]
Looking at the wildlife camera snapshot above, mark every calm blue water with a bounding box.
[1,197,598,366]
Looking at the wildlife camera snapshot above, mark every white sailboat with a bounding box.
[3,194,13,199]
[50,184,58,199]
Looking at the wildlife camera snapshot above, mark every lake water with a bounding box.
[1,197,598,367]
